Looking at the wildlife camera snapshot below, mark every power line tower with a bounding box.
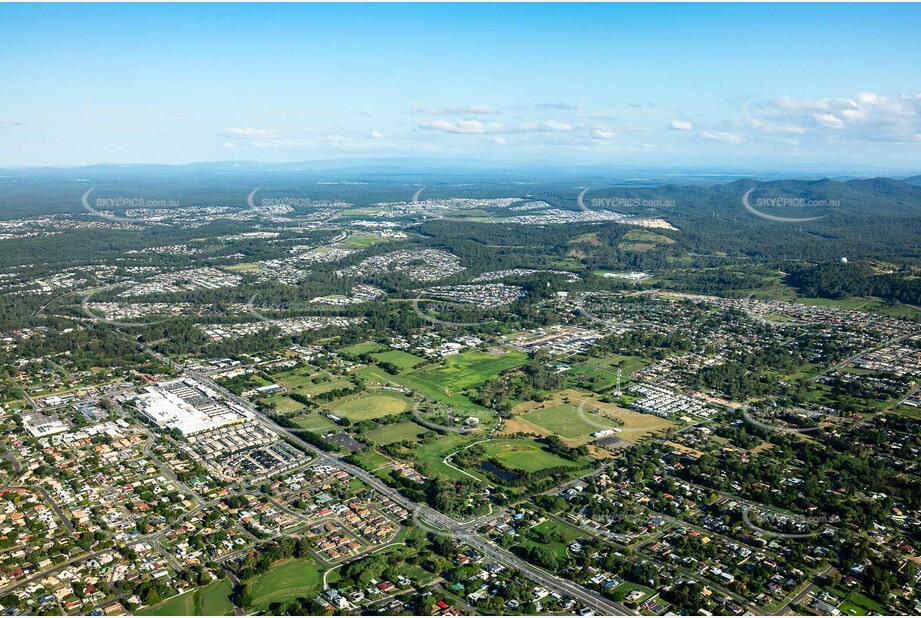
[615,368,623,398]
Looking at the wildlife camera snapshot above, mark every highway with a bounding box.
[184,367,635,616]
[130,341,635,614]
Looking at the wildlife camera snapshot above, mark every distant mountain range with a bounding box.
[1,160,918,185]
[0,165,918,229]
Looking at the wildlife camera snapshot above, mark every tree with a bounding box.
[234,583,253,608]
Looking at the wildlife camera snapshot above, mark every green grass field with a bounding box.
[522,403,621,439]
[618,229,674,251]
[411,433,483,480]
[565,364,620,391]
[410,352,527,399]
[481,439,584,472]
[298,377,355,396]
[340,341,387,356]
[510,389,673,445]
[372,350,426,371]
[273,370,320,390]
[222,262,263,274]
[518,519,584,561]
[264,395,305,414]
[585,354,648,375]
[347,449,392,470]
[410,351,527,392]
[248,558,323,611]
[366,421,428,444]
[329,391,412,420]
[137,579,234,616]
[564,355,646,393]
[338,232,394,249]
[796,296,879,310]
[272,367,355,397]
[355,365,486,411]
[822,587,888,616]
[292,414,340,433]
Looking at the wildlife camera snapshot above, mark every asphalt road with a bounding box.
[128,342,635,614]
[187,369,635,616]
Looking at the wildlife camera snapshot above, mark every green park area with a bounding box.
[366,421,428,445]
[268,366,355,398]
[353,361,488,412]
[136,579,234,616]
[410,351,527,392]
[510,389,673,445]
[247,558,324,611]
[522,403,621,440]
[328,391,413,421]
[292,413,340,434]
[518,519,584,561]
[411,433,482,480]
[340,341,388,356]
[372,350,426,371]
[611,581,657,605]
[480,439,584,473]
[821,587,888,616]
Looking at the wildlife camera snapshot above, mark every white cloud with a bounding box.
[700,130,743,144]
[415,105,499,116]
[420,118,577,135]
[517,120,574,133]
[225,127,277,138]
[746,91,921,142]
[492,136,507,145]
[669,119,694,131]
[591,128,617,140]
[812,113,846,129]
[250,139,303,148]
[536,102,577,110]
[540,120,574,132]
[420,119,499,134]
[462,105,499,115]
[369,130,385,139]
[856,92,879,106]
[840,108,867,121]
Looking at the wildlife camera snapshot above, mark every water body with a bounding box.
[481,461,521,483]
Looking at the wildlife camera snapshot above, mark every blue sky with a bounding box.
[1,3,920,172]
